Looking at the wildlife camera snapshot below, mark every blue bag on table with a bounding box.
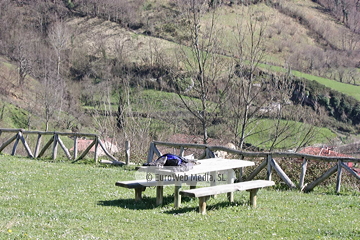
[143,153,198,172]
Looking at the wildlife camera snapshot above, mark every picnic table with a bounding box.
[117,158,275,212]
[151,158,256,207]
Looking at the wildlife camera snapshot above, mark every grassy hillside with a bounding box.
[1,0,360,153]
[66,2,360,107]
[260,64,360,101]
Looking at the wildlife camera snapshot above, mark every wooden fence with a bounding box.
[0,128,125,165]
[1,129,359,193]
[148,141,360,193]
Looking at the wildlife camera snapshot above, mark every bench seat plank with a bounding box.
[179,180,275,214]
[180,180,275,198]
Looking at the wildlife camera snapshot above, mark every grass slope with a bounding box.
[0,156,359,239]
[68,10,360,102]
[261,64,360,101]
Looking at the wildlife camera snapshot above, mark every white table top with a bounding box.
[142,158,254,176]
[179,158,254,175]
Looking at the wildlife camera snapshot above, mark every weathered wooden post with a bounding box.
[336,160,342,193]
[37,136,54,158]
[237,155,244,182]
[94,137,99,163]
[266,154,272,181]
[299,158,307,190]
[34,133,42,158]
[73,136,78,160]
[11,132,20,156]
[19,132,34,158]
[303,164,338,193]
[0,133,17,153]
[125,140,130,165]
[246,159,267,181]
[205,148,215,158]
[147,142,155,163]
[52,133,59,160]
[179,146,184,157]
[270,158,296,188]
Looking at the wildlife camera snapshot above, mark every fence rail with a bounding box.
[0,128,124,165]
[149,141,360,193]
[1,129,359,193]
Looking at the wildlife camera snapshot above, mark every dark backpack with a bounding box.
[143,153,196,172]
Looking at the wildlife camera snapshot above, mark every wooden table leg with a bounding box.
[174,184,182,208]
[227,169,235,202]
[135,187,145,201]
[210,171,218,198]
[156,186,163,205]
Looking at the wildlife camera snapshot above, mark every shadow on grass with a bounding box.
[162,197,249,215]
[98,194,193,210]
[98,195,250,214]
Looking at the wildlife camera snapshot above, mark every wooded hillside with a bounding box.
[0,0,359,156]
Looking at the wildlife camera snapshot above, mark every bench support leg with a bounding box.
[135,187,146,201]
[174,185,182,208]
[210,171,218,198]
[156,186,163,205]
[249,188,259,207]
[227,169,235,202]
[199,196,210,215]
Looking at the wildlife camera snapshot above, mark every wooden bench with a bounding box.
[179,180,275,214]
[115,179,175,203]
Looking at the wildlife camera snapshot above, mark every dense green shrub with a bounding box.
[291,79,360,131]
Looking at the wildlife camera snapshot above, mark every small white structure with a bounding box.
[215,142,236,158]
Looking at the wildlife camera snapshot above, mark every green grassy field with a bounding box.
[243,119,336,150]
[1,156,359,239]
[261,64,360,101]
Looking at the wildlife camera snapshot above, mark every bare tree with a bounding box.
[48,19,71,78]
[37,61,63,131]
[228,10,268,150]
[174,0,230,144]
[9,26,34,87]
[110,38,131,130]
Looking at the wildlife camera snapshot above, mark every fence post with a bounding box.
[147,142,155,163]
[336,160,342,193]
[73,136,78,160]
[205,148,215,158]
[52,133,58,160]
[11,132,20,156]
[19,132,34,158]
[179,146,184,157]
[34,134,42,158]
[299,158,307,190]
[94,137,99,163]
[266,154,272,181]
[125,140,130,165]
[270,158,296,188]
